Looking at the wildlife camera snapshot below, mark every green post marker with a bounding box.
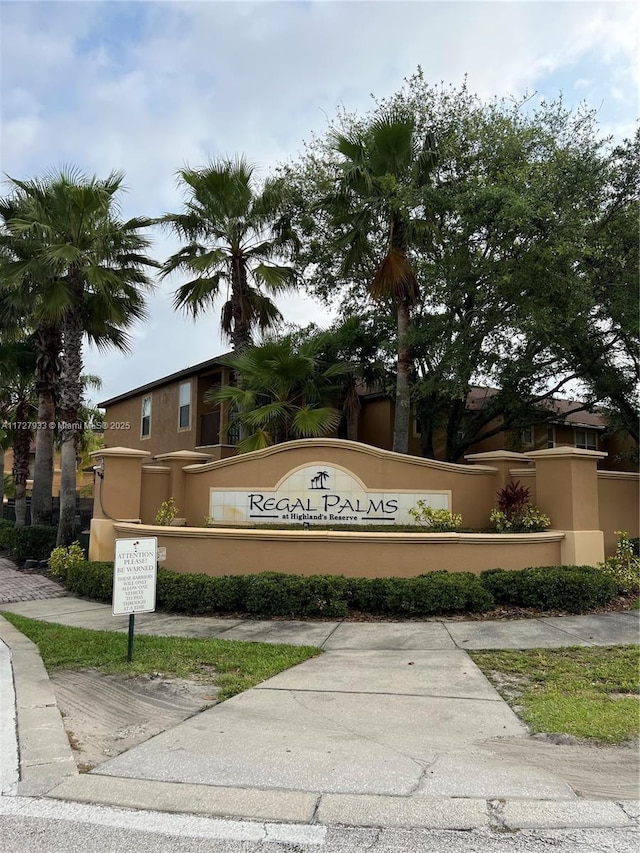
[127,613,135,662]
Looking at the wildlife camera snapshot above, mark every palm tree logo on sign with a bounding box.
[309,471,330,490]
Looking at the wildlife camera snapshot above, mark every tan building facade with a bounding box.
[100,358,637,472]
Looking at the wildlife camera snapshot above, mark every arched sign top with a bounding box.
[273,462,368,494]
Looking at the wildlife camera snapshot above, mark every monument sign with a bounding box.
[209,464,449,525]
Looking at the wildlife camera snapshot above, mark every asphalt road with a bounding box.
[2,814,639,853]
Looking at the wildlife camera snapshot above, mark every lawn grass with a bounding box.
[470,645,640,744]
[2,613,320,702]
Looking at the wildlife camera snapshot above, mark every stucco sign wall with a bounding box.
[209,464,449,525]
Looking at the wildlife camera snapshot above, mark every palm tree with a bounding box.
[0,341,37,527]
[322,108,437,453]
[1,169,156,544]
[0,197,62,526]
[207,335,346,453]
[160,157,298,352]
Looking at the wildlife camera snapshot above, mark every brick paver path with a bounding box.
[0,556,67,603]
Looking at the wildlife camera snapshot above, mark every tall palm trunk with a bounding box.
[230,255,252,442]
[230,254,252,352]
[12,399,31,528]
[393,300,412,454]
[31,324,60,526]
[0,445,4,511]
[57,301,83,546]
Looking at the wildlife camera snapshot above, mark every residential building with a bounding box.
[98,356,637,472]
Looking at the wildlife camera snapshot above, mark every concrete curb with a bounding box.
[0,616,78,797]
[0,611,638,832]
[23,774,640,831]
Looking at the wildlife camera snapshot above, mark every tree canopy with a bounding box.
[281,70,639,460]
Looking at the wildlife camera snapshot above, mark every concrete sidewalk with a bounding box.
[0,559,638,833]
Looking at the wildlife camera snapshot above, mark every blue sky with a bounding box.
[1,0,638,404]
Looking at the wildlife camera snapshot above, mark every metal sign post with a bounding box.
[113,538,158,662]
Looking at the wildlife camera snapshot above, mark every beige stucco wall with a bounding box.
[109,521,564,576]
[597,472,640,556]
[140,466,171,524]
[104,387,198,457]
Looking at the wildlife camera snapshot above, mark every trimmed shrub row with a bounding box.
[478,565,617,613]
[0,519,15,550]
[60,562,618,618]
[0,522,58,561]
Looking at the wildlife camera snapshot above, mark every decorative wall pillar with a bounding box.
[526,447,607,566]
[465,451,532,493]
[88,447,150,561]
[153,450,212,523]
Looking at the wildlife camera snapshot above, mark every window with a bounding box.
[141,395,151,438]
[547,425,556,448]
[521,427,534,448]
[575,429,597,450]
[178,382,191,430]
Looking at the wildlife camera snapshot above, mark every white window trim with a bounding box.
[574,428,598,450]
[178,381,192,431]
[521,427,534,448]
[547,425,556,448]
[141,395,152,439]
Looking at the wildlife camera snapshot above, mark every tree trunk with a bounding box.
[230,254,252,353]
[57,304,84,546]
[12,400,31,528]
[445,398,467,462]
[31,324,60,526]
[0,445,5,511]
[419,417,436,459]
[230,255,252,441]
[31,389,56,525]
[392,301,412,454]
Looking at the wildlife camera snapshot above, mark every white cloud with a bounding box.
[1,0,637,402]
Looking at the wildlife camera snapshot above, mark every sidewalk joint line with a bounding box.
[256,687,503,701]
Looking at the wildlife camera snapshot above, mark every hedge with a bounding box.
[58,561,620,618]
[0,519,15,550]
[347,572,493,615]
[0,524,58,561]
[478,565,617,613]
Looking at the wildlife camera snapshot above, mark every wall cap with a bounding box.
[141,465,171,473]
[90,447,151,459]
[509,468,536,477]
[597,470,640,481]
[154,450,213,463]
[465,451,532,463]
[113,521,565,546]
[181,438,498,475]
[525,447,608,460]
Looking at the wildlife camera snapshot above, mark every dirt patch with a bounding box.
[481,735,640,800]
[50,669,219,772]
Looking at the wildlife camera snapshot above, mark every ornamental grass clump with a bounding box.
[489,481,550,532]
